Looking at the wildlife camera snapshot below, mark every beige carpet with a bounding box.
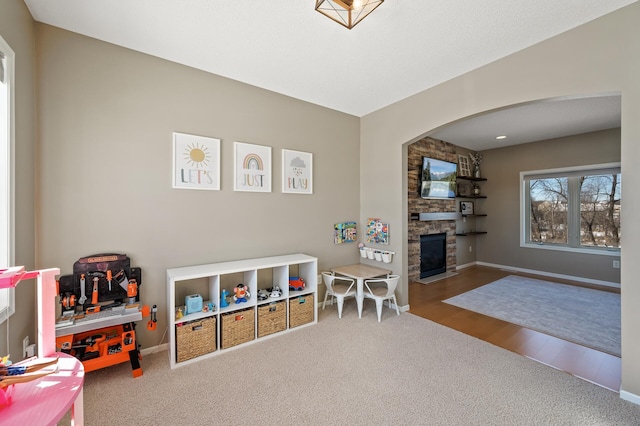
[60,300,640,425]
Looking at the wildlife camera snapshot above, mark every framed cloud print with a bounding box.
[282,149,313,194]
[173,132,220,190]
[234,142,272,192]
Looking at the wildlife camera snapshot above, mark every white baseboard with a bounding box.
[620,390,640,406]
[476,261,620,289]
[455,262,476,270]
[140,343,167,356]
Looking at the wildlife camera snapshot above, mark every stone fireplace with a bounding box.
[408,137,458,282]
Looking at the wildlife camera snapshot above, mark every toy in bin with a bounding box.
[289,277,305,291]
[233,283,250,304]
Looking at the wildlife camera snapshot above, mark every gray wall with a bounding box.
[0,0,37,358]
[35,24,360,348]
[361,3,640,398]
[479,128,621,284]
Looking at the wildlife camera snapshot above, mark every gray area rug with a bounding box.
[444,275,621,356]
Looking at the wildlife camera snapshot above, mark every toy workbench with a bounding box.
[54,253,156,377]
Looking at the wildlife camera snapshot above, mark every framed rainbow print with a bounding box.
[173,132,221,190]
[234,141,272,192]
[282,149,313,194]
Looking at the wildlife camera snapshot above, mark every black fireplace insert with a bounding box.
[420,233,447,278]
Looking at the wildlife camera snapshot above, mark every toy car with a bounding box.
[289,277,305,291]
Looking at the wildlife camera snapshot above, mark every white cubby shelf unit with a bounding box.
[166,253,318,368]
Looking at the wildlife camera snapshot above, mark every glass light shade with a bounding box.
[315,0,384,29]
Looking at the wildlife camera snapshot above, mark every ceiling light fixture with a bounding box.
[496,135,507,140]
[315,0,384,30]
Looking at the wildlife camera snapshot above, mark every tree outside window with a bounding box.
[579,174,621,248]
[523,165,621,252]
[529,177,568,244]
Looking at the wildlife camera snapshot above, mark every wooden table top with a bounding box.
[331,263,392,280]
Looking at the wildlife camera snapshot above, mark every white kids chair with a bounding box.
[321,271,356,319]
[363,274,401,322]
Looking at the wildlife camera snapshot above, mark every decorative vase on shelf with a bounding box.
[474,166,481,178]
[473,184,481,196]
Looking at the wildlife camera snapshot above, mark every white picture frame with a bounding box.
[460,201,474,215]
[172,132,220,190]
[458,154,472,177]
[282,149,313,194]
[234,142,272,192]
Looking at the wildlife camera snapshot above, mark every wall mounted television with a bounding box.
[420,157,457,199]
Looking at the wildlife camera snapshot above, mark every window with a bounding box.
[521,163,621,254]
[0,36,15,323]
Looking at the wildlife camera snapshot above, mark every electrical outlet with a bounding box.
[468,245,473,252]
[613,260,620,269]
[23,336,29,357]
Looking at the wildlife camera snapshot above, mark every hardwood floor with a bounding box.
[408,265,621,392]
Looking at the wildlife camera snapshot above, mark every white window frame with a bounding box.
[520,162,621,256]
[0,35,15,324]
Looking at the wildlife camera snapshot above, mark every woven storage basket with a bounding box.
[175,316,216,363]
[289,294,314,328]
[221,307,255,349]
[257,300,286,338]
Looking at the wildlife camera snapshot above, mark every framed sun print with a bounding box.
[234,142,272,192]
[282,149,313,194]
[172,132,220,190]
[458,154,472,177]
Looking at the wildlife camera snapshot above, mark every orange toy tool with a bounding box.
[127,280,137,297]
[127,279,138,304]
[106,270,112,291]
[91,276,99,304]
